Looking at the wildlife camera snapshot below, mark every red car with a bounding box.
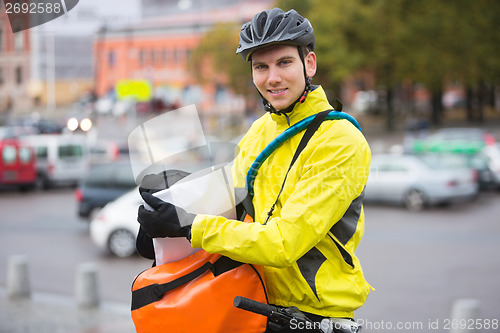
[0,138,36,190]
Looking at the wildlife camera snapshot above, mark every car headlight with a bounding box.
[80,118,93,132]
[67,117,79,131]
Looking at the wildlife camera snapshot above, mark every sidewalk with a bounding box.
[0,289,136,333]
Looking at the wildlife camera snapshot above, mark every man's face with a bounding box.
[251,44,316,112]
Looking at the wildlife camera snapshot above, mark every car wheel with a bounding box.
[35,173,51,190]
[108,229,136,257]
[404,189,426,211]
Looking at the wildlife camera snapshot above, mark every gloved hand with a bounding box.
[138,173,168,195]
[137,192,195,239]
[138,170,190,194]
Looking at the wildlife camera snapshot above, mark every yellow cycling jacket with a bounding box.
[190,86,372,318]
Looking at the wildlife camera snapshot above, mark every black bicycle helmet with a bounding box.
[236,8,315,61]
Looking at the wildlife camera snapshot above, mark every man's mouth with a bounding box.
[269,88,287,94]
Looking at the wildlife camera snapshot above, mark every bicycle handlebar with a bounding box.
[234,296,326,332]
[233,296,277,317]
[233,296,361,333]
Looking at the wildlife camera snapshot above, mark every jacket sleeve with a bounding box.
[190,120,371,267]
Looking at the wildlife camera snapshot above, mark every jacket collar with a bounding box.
[270,86,333,130]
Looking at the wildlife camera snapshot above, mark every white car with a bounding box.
[482,144,500,188]
[365,154,479,211]
[90,187,141,257]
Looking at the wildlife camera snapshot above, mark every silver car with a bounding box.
[365,154,479,211]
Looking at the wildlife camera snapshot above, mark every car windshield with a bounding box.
[416,154,469,169]
[85,164,135,188]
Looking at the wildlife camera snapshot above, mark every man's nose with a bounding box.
[267,66,281,84]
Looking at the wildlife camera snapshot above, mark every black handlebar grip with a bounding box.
[233,296,276,317]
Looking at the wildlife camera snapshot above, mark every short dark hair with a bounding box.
[300,45,312,56]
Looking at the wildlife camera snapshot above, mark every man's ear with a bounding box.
[305,51,317,78]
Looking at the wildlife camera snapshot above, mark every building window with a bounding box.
[139,50,145,65]
[162,49,169,65]
[15,66,22,85]
[155,49,162,65]
[174,48,180,64]
[175,48,186,64]
[108,50,115,67]
[139,49,152,66]
[150,49,156,65]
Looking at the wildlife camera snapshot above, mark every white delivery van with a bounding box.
[23,134,90,189]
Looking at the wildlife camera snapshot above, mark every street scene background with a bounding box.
[1,116,499,332]
[1,0,500,332]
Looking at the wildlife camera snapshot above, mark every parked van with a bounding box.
[23,134,90,189]
[0,138,36,190]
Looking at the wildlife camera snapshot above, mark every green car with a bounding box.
[411,128,498,189]
[411,128,495,154]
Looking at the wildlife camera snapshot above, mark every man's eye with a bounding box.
[254,64,267,70]
[279,60,292,66]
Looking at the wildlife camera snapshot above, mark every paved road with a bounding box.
[1,187,499,332]
[356,193,500,332]
[0,187,152,304]
[0,187,146,333]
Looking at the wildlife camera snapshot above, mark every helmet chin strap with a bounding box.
[259,46,312,127]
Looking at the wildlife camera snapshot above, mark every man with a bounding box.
[138,8,372,332]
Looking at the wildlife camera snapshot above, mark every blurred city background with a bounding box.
[0,0,499,332]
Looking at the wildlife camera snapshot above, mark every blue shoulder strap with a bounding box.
[245,110,362,196]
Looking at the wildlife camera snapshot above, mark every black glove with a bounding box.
[138,170,191,194]
[136,226,155,260]
[138,173,167,195]
[137,192,195,238]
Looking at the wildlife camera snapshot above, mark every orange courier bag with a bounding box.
[131,249,268,333]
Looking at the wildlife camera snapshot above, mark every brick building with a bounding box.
[0,6,31,114]
[94,0,271,113]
